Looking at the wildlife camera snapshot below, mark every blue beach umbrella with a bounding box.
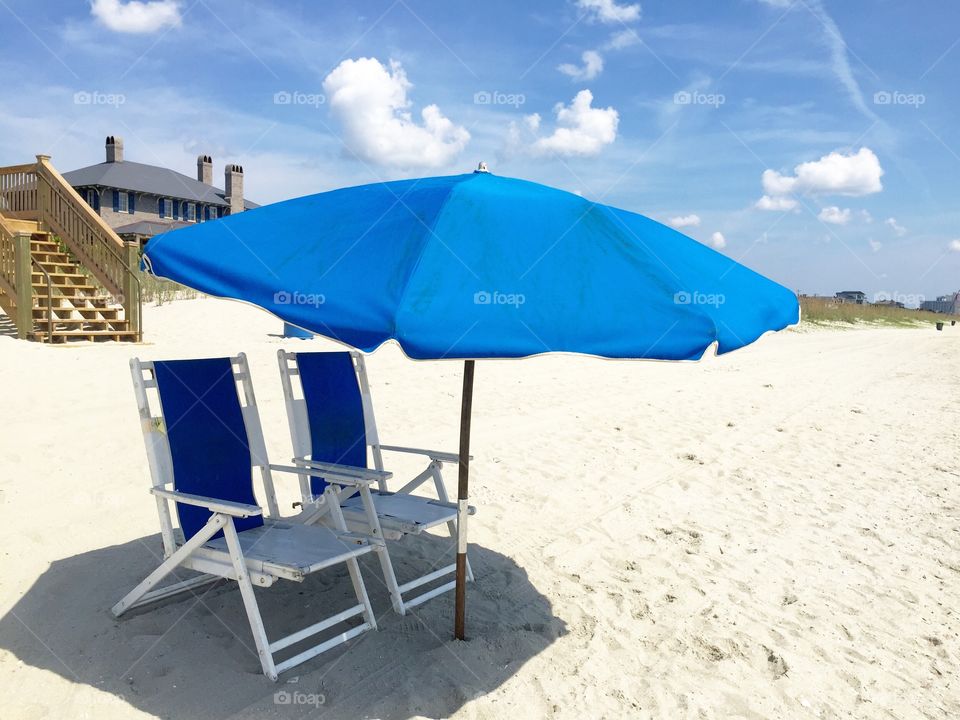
[144,167,799,639]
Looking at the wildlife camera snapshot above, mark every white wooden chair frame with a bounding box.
[113,353,390,681]
[277,349,475,616]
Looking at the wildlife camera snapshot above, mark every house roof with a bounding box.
[113,219,191,236]
[62,160,259,209]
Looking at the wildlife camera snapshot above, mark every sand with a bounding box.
[0,297,957,720]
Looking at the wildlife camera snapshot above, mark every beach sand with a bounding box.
[0,297,957,719]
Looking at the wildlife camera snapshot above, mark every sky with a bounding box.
[0,0,958,304]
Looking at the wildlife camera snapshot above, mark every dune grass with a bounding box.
[800,297,958,327]
[139,272,198,305]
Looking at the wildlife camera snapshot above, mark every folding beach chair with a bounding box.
[277,350,475,615]
[113,353,388,681]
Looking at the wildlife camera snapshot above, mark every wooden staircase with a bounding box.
[0,156,141,343]
[27,229,138,342]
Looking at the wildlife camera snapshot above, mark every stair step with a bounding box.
[35,292,115,302]
[33,307,122,320]
[33,283,102,295]
[32,317,126,327]
[33,261,79,274]
[31,256,74,268]
[29,330,139,343]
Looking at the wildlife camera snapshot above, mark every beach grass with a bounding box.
[139,272,198,305]
[800,296,958,327]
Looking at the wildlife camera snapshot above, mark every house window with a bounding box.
[117,192,128,213]
[185,202,196,222]
[159,198,173,219]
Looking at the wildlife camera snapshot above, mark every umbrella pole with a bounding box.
[454,359,475,641]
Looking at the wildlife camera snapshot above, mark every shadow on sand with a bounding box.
[0,531,564,719]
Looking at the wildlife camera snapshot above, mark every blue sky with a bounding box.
[1,0,958,303]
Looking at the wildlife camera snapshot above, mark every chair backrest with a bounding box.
[134,356,267,542]
[279,351,374,497]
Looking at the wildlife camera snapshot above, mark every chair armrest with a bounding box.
[269,462,375,489]
[150,488,263,518]
[283,459,392,486]
[377,444,471,464]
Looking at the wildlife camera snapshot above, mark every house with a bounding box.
[920,292,960,314]
[62,136,258,243]
[835,290,867,304]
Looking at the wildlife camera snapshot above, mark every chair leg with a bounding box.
[112,514,228,617]
[345,556,377,630]
[222,517,278,681]
[353,485,406,615]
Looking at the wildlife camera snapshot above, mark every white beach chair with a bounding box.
[277,349,475,615]
[113,353,387,681]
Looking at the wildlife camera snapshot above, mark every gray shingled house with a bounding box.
[62,136,258,243]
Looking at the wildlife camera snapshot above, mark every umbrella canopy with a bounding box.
[143,169,799,642]
[144,171,798,360]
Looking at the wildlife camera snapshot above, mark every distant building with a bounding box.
[62,136,258,243]
[835,290,867,304]
[920,292,960,314]
[874,300,905,309]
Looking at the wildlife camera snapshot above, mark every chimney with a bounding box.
[224,164,244,215]
[105,135,123,163]
[197,154,213,185]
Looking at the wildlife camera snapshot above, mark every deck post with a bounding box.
[13,232,32,339]
[123,241,141,340]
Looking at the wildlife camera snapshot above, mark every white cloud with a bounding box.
[818,206,851,225]
[525,90,619,157]
[576,0,641,24]
[605,29,641,50]
[884,217,907,236]
[558,50,604,81]
[869,239,882,252]
[323,57,469,170]
[709,232,727,250]
[761,147,883,199]
[755,195,798,211]
[90,0,182,33]
[860,209,874,223]
[669,214,701,229]
[949,239,960,252]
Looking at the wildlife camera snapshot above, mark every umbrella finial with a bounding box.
[475,161,489,174]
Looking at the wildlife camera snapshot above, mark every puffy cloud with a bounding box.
[558,50,604,81]
[525,90,619,157]
[576,0,641,24]
[948,239,960,252]
[709,232,727,250]
[755,195,798,211]
[669,214,701,229]
[868,239,882,252]
[884,217,907,236]
[90,0,182,33]
[818,206,851,225]
[605,29,641,50]
[762,148,884,198]
[323,58,469,170]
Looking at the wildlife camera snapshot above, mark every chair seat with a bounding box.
[341,492,470,533]
[204,520,373,577]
